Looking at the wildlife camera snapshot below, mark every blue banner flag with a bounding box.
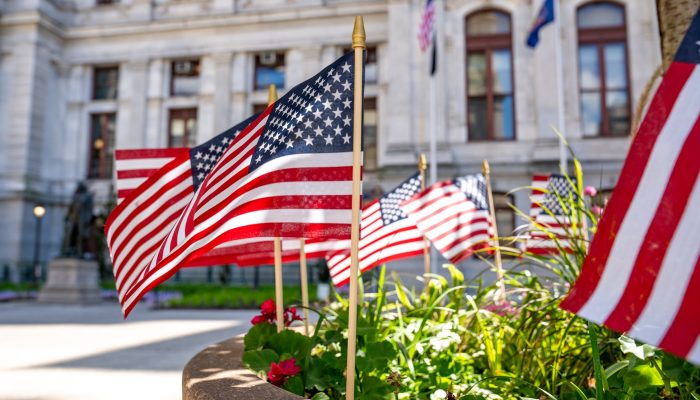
[527,0,555,48]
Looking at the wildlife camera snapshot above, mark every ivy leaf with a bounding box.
[618,336,656,360]
[622,363,664,390]
[244,323,276,351]
[268,330,312,362]
[283,375,305,396]
[242,349,278,374]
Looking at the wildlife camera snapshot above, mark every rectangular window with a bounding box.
[170,59,200,97]
[493,192,514,246]
[254,52,286,90]
[168,108,198,147]
[364,97,378,171]
[92,66,119,100]
[88,113,116,179]
[342,46,378,83]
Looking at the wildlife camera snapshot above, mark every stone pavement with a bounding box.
[0,301,257,400]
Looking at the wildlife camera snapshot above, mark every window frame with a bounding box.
[169,59,201,97]
[167,108,198,148]
[87,112,116,180]
[253,51,287,91]
[492,191,515,243]
[92,66,119,101]
[576,1,631,138]
[464,9,516,142]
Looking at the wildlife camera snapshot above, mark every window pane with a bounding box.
[88,113,116,179]
[93,67,118,100]
[580,92,602,137]
[170,119,185,147]
[256,67,285,90]
[365,47,378,84]
[492,49,512,94]
[468,98,488,141]
[364,98,378,171]
[186,118,198,147]
[606,90,630,136]
[577,3,625,29]
[467,11,511,36]
[604,43,628,89]
[579,45,600,90]
[493,95,514,140]
[467,53,487,96]
[171,60,200,96]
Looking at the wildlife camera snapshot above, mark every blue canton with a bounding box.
[379,173,423,226]
[541,174,577,216]
[453,174,489,210]
[189,113,260,189]
[250,52,358,171]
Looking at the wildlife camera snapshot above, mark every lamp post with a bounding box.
[32,204,46,284]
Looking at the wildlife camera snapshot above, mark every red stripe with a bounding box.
[561,62,696,313]
[450,240,490,263]
[115,148,188,160]
[603,115,700,332]
[440,224,491,253]
[330,226,422,275]
[117,169,159,179]
[420,204,477,234]
[332,237,424,279]
[658,255,700,358]
[333,249,424,288]
[402,181,452,205]
[117,189,134,199]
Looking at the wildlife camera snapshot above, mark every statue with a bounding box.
[61,182,95,258]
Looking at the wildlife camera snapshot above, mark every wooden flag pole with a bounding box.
[268,84,285,333]
[482,160,506,302]
[418,154,430,276]
[345,15,365,400]
[299,238,310,335]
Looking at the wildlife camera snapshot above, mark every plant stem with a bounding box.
[651,358,673,396]
[588,322,605,399]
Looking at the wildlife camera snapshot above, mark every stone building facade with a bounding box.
[0,0,661,281]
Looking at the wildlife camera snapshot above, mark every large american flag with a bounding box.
[525,173,576,254]
[400,174,493,263]
[327,173,425,287]
[114,148,188,203]
[561,9,700,365]
[107,52,361,316]
[418,0,435,52]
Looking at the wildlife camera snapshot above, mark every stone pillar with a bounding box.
[212,53,233,133]
[38,258,101,304]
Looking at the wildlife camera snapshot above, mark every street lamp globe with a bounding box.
[33,205,46,219]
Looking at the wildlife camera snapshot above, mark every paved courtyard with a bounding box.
[0,301,256,400]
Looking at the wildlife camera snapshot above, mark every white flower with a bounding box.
[430,389,447,400]
[429,330,461,352]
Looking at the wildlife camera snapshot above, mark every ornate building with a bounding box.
[0,0,661,281]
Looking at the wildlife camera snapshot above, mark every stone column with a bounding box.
[212,53,233,133]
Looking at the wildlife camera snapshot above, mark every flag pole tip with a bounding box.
[352,16,366,49]
[267,84,278,105]
[418,154,427,171]
[482,159,490,175]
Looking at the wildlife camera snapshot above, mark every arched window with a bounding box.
[577,2,630,137]
[465,10,515,141]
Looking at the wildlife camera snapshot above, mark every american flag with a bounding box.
[107,52,361,316]
[561,9,700,365]
[114,148,188,203]
[105,115,259,307]
[418,0,435,52]
[327,173,425,287]
[526,173,576,254]
[400,174,493,263]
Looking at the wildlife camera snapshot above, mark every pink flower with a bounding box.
[260,299,276,315]
[584,186,597,197]
[591,205,603,217]
[250,299,305,327]
[484,301,519,317]
[268,358,301,386]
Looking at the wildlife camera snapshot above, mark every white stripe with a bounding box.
[688,337,700,366]
[115,158,175,171]
[116,177,148,191]
[578,67,700,322]
[628,177,700,344]
[331,240,424,285]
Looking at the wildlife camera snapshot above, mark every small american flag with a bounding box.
[400,174,493,263]
[114,148,188,203]
[107,52,362,316]
[327,173,425,287]
[418,0,435,52]
[561,8,700,365]
[105,115,259,307]
[525,173,576,254]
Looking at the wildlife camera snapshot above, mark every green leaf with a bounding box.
[268,330,312,361]
[310,393,331,400]
[622,363,664,390]
[283,375,305,396]
[604,360,630,379]
[242,349,279,374]
[358,375,394,400]
[618,336,656,360]
[244,323,276,351]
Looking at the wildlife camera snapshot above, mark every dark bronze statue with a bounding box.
[61,182,95,258]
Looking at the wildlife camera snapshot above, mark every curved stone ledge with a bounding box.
[183,335,304,400]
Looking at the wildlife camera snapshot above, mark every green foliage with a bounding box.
[242,157,700,399]
[158,283,316,309]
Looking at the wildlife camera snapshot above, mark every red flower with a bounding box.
[250,299,305,327]
[268,358,301,386]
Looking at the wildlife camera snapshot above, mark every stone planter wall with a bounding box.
[183,335,303,400]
